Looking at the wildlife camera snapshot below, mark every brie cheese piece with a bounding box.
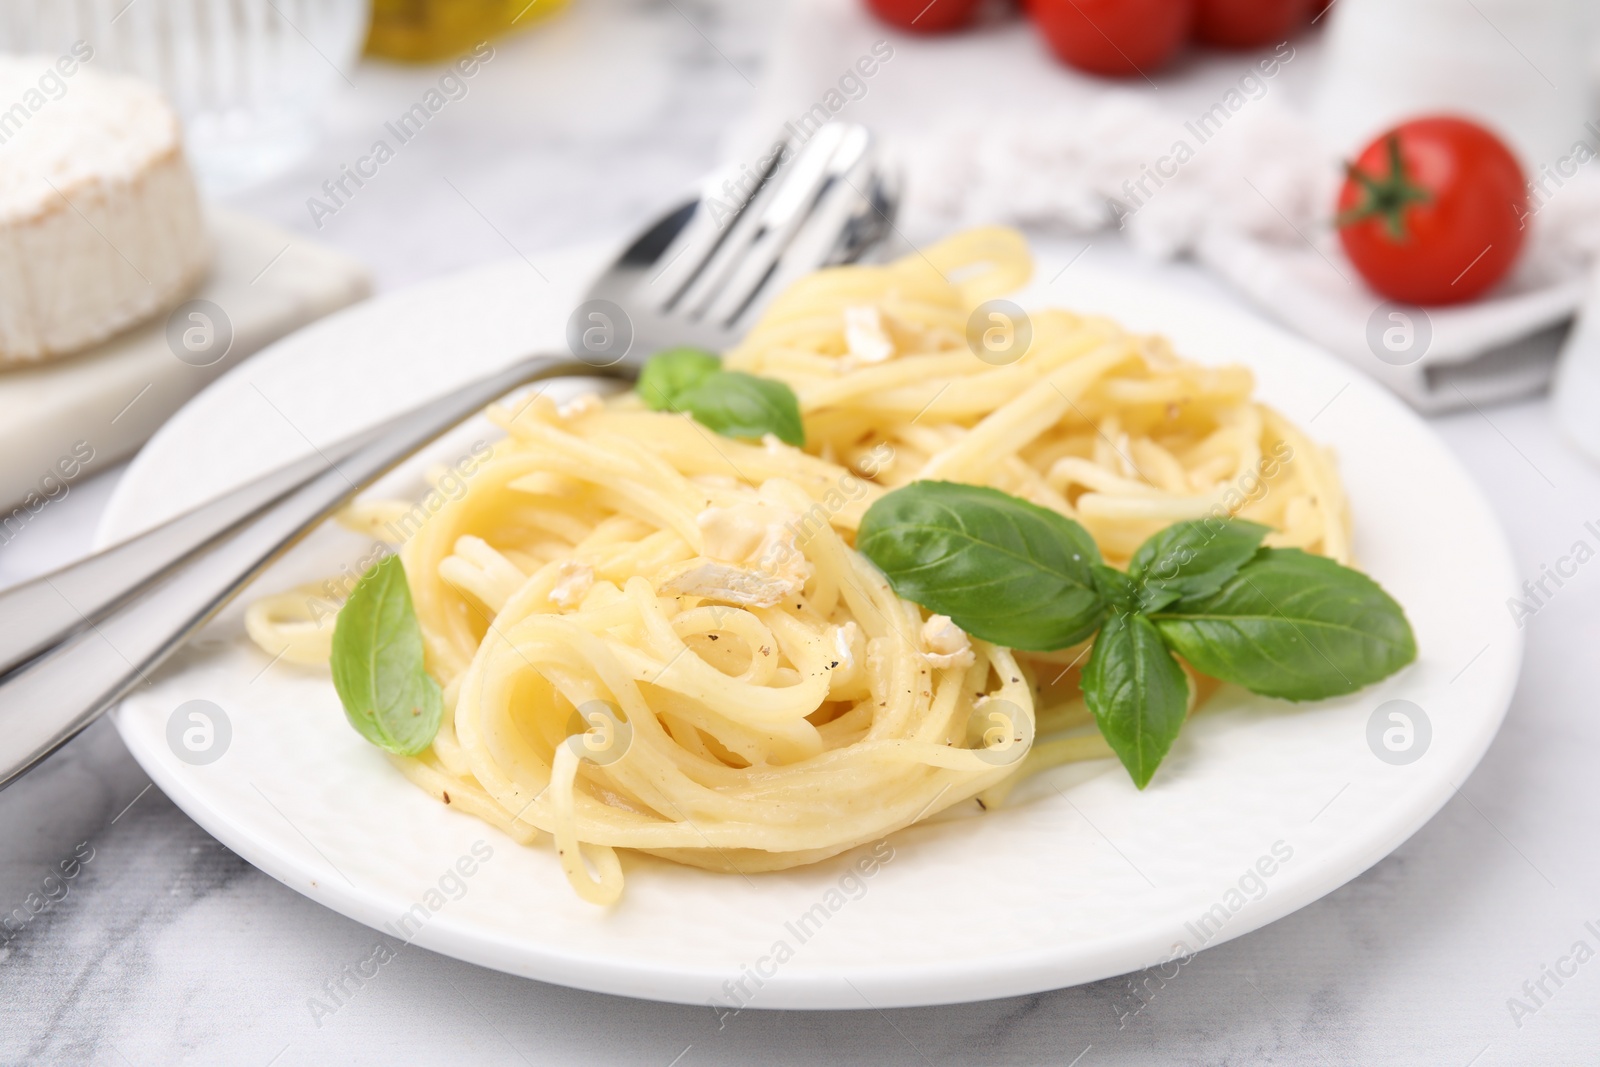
[0,58,210,365]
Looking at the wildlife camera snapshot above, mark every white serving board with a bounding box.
[0,208,369,510]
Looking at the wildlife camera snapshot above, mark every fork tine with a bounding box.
[630,135,796,315]
[584,122,897,356]
[724,134,897,334]
[675,125,856,321]
[704,125,880,329]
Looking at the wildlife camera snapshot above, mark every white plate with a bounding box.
[101,242,1522,1010]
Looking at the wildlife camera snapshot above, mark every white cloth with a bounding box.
[746,0,1600,411]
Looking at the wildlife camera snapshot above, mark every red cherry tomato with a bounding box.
[864,0,985,33]
[1030,0,1194,78]
[1194,0,1308,48]
[1336,116,1528,306]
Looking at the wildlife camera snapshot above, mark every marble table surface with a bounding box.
[4,1,1599,1063]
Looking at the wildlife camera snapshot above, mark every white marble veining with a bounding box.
[3,0,1600,1063]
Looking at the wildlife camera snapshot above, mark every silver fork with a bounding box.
[0,123,898,789]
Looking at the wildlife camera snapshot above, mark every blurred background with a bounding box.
[3,1,1600,1063]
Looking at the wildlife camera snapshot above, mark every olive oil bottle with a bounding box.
[366,0,569,62]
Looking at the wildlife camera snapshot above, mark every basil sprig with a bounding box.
[1083,612,1189,788]
[330,556,443,756]
[1128,516,1271,613]
[855,483,1105,651]
[858,482,1416,788]
[637,347,720,410]
[636,347,804,447]
[1151,549,1417,702]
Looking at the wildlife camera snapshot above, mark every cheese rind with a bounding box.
[0,58,210,365]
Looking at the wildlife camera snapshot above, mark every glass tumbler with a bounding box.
[0,0,370,193]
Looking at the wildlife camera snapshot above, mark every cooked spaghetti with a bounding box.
[724,227,1348,566]
[248,227,1352,903]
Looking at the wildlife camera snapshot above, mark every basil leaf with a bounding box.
[1091,563,1140,614]
[637,347,720,412]
[637,351,805,446]
[1129,518,1270,613]
[330,556,443,756]
[857,482,1106,652]
[1082,612,1190,789]
[1152,548,1416,701]
[680,370,805,446]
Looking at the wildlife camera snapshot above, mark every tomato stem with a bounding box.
[1336,135,1432,241]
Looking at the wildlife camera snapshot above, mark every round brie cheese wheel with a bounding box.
[0,55,210,365]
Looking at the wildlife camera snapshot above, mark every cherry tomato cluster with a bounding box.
[864,0,1328,77]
